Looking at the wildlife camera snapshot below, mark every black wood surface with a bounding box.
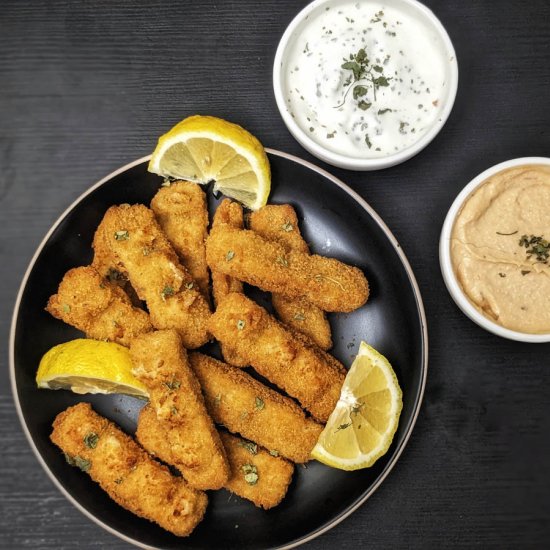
[1,0,549,548]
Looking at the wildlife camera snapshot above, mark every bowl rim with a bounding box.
[439,156,550,343]
[272,0,459,171]
[10,150,429,548]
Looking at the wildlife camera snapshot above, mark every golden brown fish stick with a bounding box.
[248,205,332,350]
[50,403,207,537]
[151,181,210,298]
[211,199,244,306]
[210,199,247,367]
[94,204,210,348]
[220,432,293,509]
[205,225,369,312]
[207,293,345,423]
[189,352,323,463]
[130,330,229,490]
[137,406,293,510]
[46,266,152,347]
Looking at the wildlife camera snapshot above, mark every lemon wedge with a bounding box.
[311,341,403,470]
[36,339,148,398]
[148,115,271,210]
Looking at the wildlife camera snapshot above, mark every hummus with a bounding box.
[451,164,550,334]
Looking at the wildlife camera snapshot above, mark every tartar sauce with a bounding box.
[283,1,451,158]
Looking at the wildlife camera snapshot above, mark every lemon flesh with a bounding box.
[36,339,148,398]
[148,115,271,210]
[311,341,403,470]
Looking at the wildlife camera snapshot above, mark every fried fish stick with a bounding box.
[207,293,345,422]
[46,266,152,346]
[151,181,210,298]
[210,199,247,367]
[189,352,323,463]
[94,204,210,348]
[50,403,207,537]
[130,330,229,490]
[220,432,293,509]
[205,225,369,312]
[248,205,332,350]
[211,199,244,307]
[137,407,293,509]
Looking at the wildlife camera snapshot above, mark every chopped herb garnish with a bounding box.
[378,108,393,114]
[498,273,506,278]
[214,394,222,406]
[74,456,91,472]
[164,379,181,391]
[237,319,245,330]
[276,255,289,267]
[185,281,194,290]
[242,463,259,485]
[114,478,123,484]
[293,312,306,321]
[142,246,152,256]
[255,397,265,411]
[114,230,129,241]
[521,270,531,276]
[496,230,518,236]
[269,450,279,457]
[161,285,175,300]
[107,268,124,282]
[83,432,99,449]
[519,234,549,263]
[281,221,294,232]
[226,250,235,261]
[62,303,71,313]
[365,134,372,148]
[239,441,258,455]
[335,422,352,432]
[171,406,178,415]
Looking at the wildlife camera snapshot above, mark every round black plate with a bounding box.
[10,150,427,549]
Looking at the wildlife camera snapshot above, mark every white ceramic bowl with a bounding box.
[273,0,458,171]
[439,157,550,343]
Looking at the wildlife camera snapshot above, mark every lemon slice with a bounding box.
[148,115,271,210]
[36,339,148,398]
[311,341,403,470]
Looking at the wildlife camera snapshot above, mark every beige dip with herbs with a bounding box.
[451,164,550,334]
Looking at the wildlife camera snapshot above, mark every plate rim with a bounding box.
[9,149,428,550]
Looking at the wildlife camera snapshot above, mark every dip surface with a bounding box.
[283,0,452,158]
[451,165,550,334]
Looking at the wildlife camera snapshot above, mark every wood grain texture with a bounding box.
[1,0,550,547]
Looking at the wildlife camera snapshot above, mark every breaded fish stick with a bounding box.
[94,204,210,348]
[130,330,229,490]
[189,352,323,463]
[46,266,152,347]
[137,407,293,510]
[211,199,244,307]
[205,225,369,312]
[220,431,293,509]
[207,293,345,423]
[151,181,210,298]
[50,403,207,537]
[248,205,332,350]
[210,199,247,367]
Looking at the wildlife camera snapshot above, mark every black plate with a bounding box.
[10,150,427,549]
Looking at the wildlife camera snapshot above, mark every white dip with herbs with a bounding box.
[283,1,451,158]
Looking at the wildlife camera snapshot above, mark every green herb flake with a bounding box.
[496,230,518,236]
[378,108,393,115]
[521,270,531,276]
[239,441,258,455]
[335,422,352,432]
[226,250,235,261]
[237,319,246,330]
[114,230,129,241]
[114,477,124,484]
[293,312,306,321]
[142,246,152,256]
[498,273,506,278]
[365,134,372,148]
[519,234,549,263]
[107,268,123,282]
[269,450,279,457]
[74,456,91,472]
[242,463,259,485]
[255,397,265,411]
[185,281,194,290]
[164,379,181,391]
[83,432,99,449]
[161,285,175,300]
[64,452,76,466]
[281,221,294,232]
[171,406,178,415]
[214,394,222,406]
[276,256,289,267]
[62,303,71,313]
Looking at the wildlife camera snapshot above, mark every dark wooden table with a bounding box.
[2,0,549,547]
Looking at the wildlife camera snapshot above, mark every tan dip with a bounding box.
[451,164,550,334]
